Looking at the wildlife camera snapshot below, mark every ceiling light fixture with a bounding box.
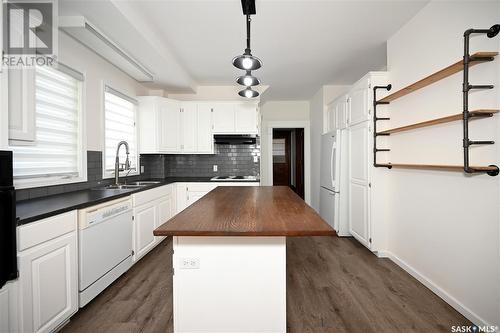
[238,87,259,98]
[236,70,260,87]
[233,0,262,98]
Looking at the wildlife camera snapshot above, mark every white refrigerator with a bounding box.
[319,130,349,236]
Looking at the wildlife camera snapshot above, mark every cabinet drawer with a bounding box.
[186,183,218,192]
[132,184,173,207]
[18,211,77,252]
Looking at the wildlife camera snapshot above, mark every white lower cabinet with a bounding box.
[0,281,19,333]
[17,211,78,333]
[132,184,176,262]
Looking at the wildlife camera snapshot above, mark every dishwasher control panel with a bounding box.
[78,198,132,229]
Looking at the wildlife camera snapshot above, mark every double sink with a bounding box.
[94,180,161,191]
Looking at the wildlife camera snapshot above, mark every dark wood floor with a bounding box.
[61,236,470,333]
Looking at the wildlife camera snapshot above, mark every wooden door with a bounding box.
[273,131,291,186]
[295,128,305,199]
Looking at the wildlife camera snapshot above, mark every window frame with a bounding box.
[10,64,87,190]
[101,82,140,180]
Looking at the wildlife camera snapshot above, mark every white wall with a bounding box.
[260,101,310,187]
[309,86,349,211]
[384,1,500,326]
[58,32,149,151]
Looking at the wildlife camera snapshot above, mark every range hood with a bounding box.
[214,135,257,145]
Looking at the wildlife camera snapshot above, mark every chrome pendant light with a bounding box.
[233,0,261,98]
[236,70,260,87]
[238,87,259,98]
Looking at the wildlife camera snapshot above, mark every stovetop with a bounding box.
[210,175,258,181]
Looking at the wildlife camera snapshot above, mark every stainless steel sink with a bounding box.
[127,181,161,186]
[103,184,145,190]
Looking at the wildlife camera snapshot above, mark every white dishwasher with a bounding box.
[78,197,133,307]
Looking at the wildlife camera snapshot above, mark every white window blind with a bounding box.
[103,87,138,176]
[11,65,83,183]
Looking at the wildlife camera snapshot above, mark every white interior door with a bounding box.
[348,121,371,248]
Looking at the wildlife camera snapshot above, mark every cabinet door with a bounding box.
[186,191,208,207]
[159,99,181,153]
[0,282,19,333]
[348,85,369,126]
[337,99,348,129]
[18,232,78,333]
[181,102,197,153]
[197,104,214,153]
[235,103,257,133]
[348,121,371,248]
[327,104,336,133]
[133,203,157,261]
[212,103,235,133]
[156,196,173,243]
[8,68,36,142]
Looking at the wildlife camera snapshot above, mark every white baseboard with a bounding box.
[381,251,492,327]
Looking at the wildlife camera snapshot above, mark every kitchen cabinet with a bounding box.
[212,102,259,134]
[212,103,235,133]
[8,68,36,143]
[348,121,371,248]
[0,281,19,333]
[347,80,369,126]
[138,97,214,154]
[327,96,348,133]
[132,184,176,262]
[176,182,260,214]
[17,211,78,333]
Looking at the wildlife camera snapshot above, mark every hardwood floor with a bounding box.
[61,236,470,333]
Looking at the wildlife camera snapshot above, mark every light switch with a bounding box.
[179,258,200,269]
[213,165,218,172]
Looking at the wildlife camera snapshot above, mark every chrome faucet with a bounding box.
[114,141,131,185]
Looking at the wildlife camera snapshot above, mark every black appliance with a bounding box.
[214,134,257,145]
[0,151,17,288]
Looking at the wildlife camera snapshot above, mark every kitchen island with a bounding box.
[154,186,335,333]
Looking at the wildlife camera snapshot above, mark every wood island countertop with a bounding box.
[154,186,336,237]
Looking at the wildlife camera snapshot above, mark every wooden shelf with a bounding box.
[377,109,499,135]
[378,163,498,172]
[378,52,498,103]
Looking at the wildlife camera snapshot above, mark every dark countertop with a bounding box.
[16,177,259,226]
[154,186,335,237]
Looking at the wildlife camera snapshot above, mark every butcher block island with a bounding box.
[154,186,335,333]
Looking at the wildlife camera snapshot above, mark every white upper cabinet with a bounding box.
[235,103,258,134]
[159,98,182,153]
[197,103,215,153]
[180,102,198,153]
[327,96,348,133]
[213,102,258,134]
[347,80,369,126]
[212,103,235,133]
[8,68,36,142]
[139,97,258,154]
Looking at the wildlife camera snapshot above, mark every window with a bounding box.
[103,86,138,178]
[10,65,85,188]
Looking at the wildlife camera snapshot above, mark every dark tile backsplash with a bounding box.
[164,144,260,177]
[16,144,260,201]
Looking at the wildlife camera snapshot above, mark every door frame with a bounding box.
[265,121,311,205]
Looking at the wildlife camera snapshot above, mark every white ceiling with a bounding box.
[60,0,429,100]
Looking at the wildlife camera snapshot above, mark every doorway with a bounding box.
[272,128,305,199]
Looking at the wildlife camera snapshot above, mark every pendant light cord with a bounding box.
[246,15,251,52]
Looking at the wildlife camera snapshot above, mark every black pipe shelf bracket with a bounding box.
[463,24,500,176]
[373,84,392,168]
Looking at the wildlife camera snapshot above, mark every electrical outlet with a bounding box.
[213,165,218,172]
[140,165,145,173]
[179,258,200,269]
